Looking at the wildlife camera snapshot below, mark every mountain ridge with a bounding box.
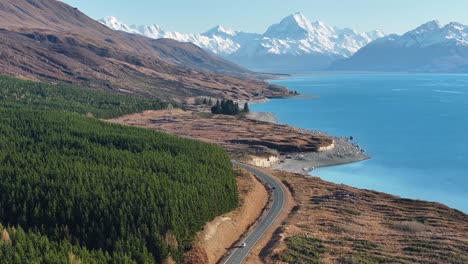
[331,20,468,72]
[0,0,283,102]
[99,13,386,72]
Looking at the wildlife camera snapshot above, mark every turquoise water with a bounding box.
[251,74,468,213]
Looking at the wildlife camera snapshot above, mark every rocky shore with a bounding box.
[248,113,369,175]
[272,134,369,174]
[108,107,368,176]
[246,112,278,123]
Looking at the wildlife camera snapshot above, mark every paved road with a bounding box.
[224,161,286,264]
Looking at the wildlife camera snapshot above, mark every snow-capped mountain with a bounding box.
[99,13,385,72]
[202,25,238,38]
[99,16,140,34]
[99,16,247,55]
[331,20,468,72]
[397,20,468,47]
[252,13,385,57]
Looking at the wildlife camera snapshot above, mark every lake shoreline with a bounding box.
[251,73,468,213]
[247,111,370,175]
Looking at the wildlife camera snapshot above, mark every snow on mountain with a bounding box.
[202,25,238,38]
[99,16,241,55]
[257,13,385,57]
[264,12,318,39]
[331,21,468,72]
[99,14,384,57]
[132,24,165,39]
[99,16,140,34]
[396,20,468,47]
[98,14,385,72]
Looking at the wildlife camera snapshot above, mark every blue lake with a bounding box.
[251,74,468,213]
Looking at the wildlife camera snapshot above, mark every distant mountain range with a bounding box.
[99,13,386,72]
[331,20,468,72]
[100,15,468,73]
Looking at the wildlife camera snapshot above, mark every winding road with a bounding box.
[224,161,286,264]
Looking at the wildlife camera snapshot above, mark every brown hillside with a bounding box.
[0,0,285,102]
[262,171,468,264]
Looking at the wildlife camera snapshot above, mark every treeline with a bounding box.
[1,225,116,263]
[211,99,249,115]
[0,76,168,118]
[0,106,238,262]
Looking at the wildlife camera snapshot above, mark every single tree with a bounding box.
[211,100,222,114]
[243,102,250,113]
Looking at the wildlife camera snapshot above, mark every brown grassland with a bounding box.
[260,170,468,264]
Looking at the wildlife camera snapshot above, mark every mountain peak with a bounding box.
[397,20,467,47]
[102,16,118,22]
[99,16,124,26]
[357,19,467,52]
[286,12,314,30]
[331,20,468,73]
[414,20,443,32]
[444,22,466,31]
[291,12,307,21]
[264,12,314,39]
[98,16,139,34]
[203,25,237,37]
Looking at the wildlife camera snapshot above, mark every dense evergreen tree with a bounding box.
[0,76,168,118]
[0,76,239,263]
[0,108,238,263]
[210,99,241,115]
[211,100,222,114]
[243,102,250,113]
[0,226,117,263]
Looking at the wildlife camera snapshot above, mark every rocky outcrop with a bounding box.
[249,156,280,167]
[318,141,335,151]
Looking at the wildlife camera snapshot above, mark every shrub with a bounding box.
[393,221,429,233]
[278,236,325,263]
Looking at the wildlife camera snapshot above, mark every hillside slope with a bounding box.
[0,0,281,102]
[265,171,468,264]
[331,21,468,72]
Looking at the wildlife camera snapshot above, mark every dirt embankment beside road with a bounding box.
[183,168,269,264]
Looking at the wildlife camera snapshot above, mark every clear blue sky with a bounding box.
[62,0,468,34]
